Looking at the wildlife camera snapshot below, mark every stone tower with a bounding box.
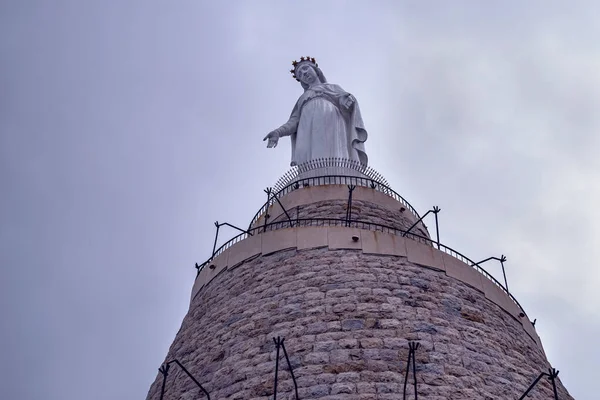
[146,159,573,400]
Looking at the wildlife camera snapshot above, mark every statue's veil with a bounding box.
[300,66,327,91]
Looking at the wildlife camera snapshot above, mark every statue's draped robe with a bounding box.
[274,83,368,166]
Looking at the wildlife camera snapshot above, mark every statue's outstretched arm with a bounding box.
[273,103,300,137]
[264,102,300,148]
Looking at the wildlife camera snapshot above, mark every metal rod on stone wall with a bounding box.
[517,368,560,400]
[267,187,294,228]
[403,208,438,238]
[280,339,300,400]
[345,185,356,227]
[411,342,419,399]
[211,221,220,258]
[262,188,272,232]
[171,360,211,400]
[272,337,282,400]
[402,341,420,400]
[433,206,441,249]
[518,372,547,400]
[158,363,169,400]
[158,360,210,400]
[548,368,560,400]
[471,256,509,292]
[500,255,509,292]
[402,346,411,400]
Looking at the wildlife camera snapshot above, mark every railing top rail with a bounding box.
[197,217,528,318]
[273,158,391,192]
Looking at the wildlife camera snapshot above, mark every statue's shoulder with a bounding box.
[324,83,343,90]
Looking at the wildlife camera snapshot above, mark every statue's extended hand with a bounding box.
[263,131,279,148]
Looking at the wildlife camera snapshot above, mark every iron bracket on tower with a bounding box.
[471,255,509,292]
[402,341,420,400]
[211,221,253,259]
[158,359,210,400]
[345,185,356,227]
[518,368,560,400]
[259,187,273,233]
[272,336,300,400]
[403,206,441,249]
[264,187,294,229]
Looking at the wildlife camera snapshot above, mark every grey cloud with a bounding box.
[1,2,597,399]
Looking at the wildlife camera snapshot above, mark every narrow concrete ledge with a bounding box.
[261,228,297,255]
[406,239,445,271]
[192,226,542,352]
[297,226,328,250]
[482,278,521,321]
[372,189,406,212]
[360,230,407,257]
[227,234,262,268]
[442,253,484,292]
[328,226,362,250]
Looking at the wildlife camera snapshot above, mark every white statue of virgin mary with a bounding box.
[264,57,368,167]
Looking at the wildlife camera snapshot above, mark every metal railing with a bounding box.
[248,175,421,231]
[272,158,391,192]
[196,217,528,319]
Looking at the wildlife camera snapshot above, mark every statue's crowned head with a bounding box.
[290,56,327,90]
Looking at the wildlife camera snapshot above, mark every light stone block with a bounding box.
[227,234,262,267]
[297,226,328,250]
[405,238,445,271]
[360,231,407,257]
[266,202,283,221]
[372,190,403,211]
[279,187,309,210]
[315,184,348,203]
[261,228,297,255]
[328,226,362,250]
[442,253,484,292]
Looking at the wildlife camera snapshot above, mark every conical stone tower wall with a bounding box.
[146,164,573,400]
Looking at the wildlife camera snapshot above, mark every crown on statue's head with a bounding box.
[290,56,318,81]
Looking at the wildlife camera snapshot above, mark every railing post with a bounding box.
[266,187,294,228]
[211,221,220,258]
[280,339,300,399]
[345,185,356,227]
[402,341,419,400]
[273,337,282,400]
[158,363,169,400]
[433,206,441,249]
[548,368,560,400]
[262,188,272,233]
[403,208,438,238]
[500,255,509,292]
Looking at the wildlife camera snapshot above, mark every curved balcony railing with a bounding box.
[197,217,528,319]
[248,175,421,231]
[273,158,391,192]
[248,158,419,231]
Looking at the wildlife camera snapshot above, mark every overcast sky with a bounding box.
[1,1,598,399]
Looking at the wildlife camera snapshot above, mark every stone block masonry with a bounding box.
[146,247,573,400]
